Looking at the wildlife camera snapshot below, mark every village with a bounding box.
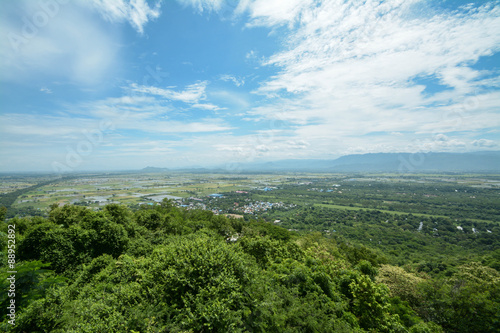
[177,191,296,218]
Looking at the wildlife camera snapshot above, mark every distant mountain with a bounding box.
[137,152,499,173]
[237,151,500,173]
[141,166,170,173]
[330,151,500,173]
[239,159,334,172]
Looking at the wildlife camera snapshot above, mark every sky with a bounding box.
[1,0,500,173]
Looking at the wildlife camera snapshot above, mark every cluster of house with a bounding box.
[179,201,207,211]
[166,193,296,220]
[307,185,341,193]
[456,226,493,233]
[238,201,295,214]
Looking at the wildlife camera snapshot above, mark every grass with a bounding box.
[314,203,452,219]
[313,203,492,223]
[11,175,260,209]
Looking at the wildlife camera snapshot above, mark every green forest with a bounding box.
[1,199,499,332]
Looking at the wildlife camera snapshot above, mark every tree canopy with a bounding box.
[1,202,498,332]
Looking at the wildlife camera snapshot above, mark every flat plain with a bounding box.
[2,172,499,223]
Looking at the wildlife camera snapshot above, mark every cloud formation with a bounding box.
[89,0,161,34]
[238,0,500,156]
[1,0,499,171]
[0,1,119,85]
[176,0,223,13]
[129,81,211,104]
[220,74,245,87]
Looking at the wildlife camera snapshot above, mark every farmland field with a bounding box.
[1,172,499,218]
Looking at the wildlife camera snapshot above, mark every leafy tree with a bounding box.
[349,274,395,331]
[18,222,76,273]
[134,209,163,230]
[377,264,426,306]
[417,262,500,332]
[104,203,133,226]
[356,259,378,281]
[0,205,6,222]
[5,200,499,332]
[49,204,90,227]
[238,235,304,267]
[0,260,66,332]
[339,242,387,266]
[80,212,129,258]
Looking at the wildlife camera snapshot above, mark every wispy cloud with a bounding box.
[220,74,245,87]
[472,139,497,148]
[129,81,209,104]
[238,0,500,156]
[245,50,256,59]
[192,103,225,111]
[0,1,119,85]
[0,92,233,138]
[176,0,223,13]
[238,0,314,28]
[89,0,161,34]
[1,0,498,172]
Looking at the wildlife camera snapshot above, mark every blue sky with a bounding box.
[1,0,499,172]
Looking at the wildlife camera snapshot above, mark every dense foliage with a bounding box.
[204,176,500,273]
[1,201,499,332]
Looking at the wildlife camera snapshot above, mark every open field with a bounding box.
[1,172,498,224]
[314,203,451,218]
[2,173,295,212]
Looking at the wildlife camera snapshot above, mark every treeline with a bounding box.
[0,180,53,209]
[1,201,499,332]
[262,205,500,272]
[262,181,500,222]
[0,177,64,219]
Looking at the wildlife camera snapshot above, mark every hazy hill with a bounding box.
[237,151,500,173]
[141,166,170,173]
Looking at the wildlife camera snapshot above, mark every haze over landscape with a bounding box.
[1,0,500,172]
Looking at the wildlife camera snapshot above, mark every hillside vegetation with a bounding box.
[1,201,499,332]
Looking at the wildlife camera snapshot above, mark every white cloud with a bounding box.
[430,134,466,149]
[40,87,52,94]
[89,0,161,34]
[0,1,119,85]
[71,95,169,120]
[129,81,209,104]
[472,139,497,147]
[192,103,224,111]
[176,0,241,17]
[177,0,222,13]
[241,0,500,155]
[245,50,256,59]
[0,92,232,141]
[287,139,310,150]
[0,113,102,138]
[220,74,245,87]
[238,0,314,28]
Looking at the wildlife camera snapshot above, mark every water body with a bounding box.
[87,195,111,202]
[146,194,182,202]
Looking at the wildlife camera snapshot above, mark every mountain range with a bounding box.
[140,151,499,173]
[224,151,500,173]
